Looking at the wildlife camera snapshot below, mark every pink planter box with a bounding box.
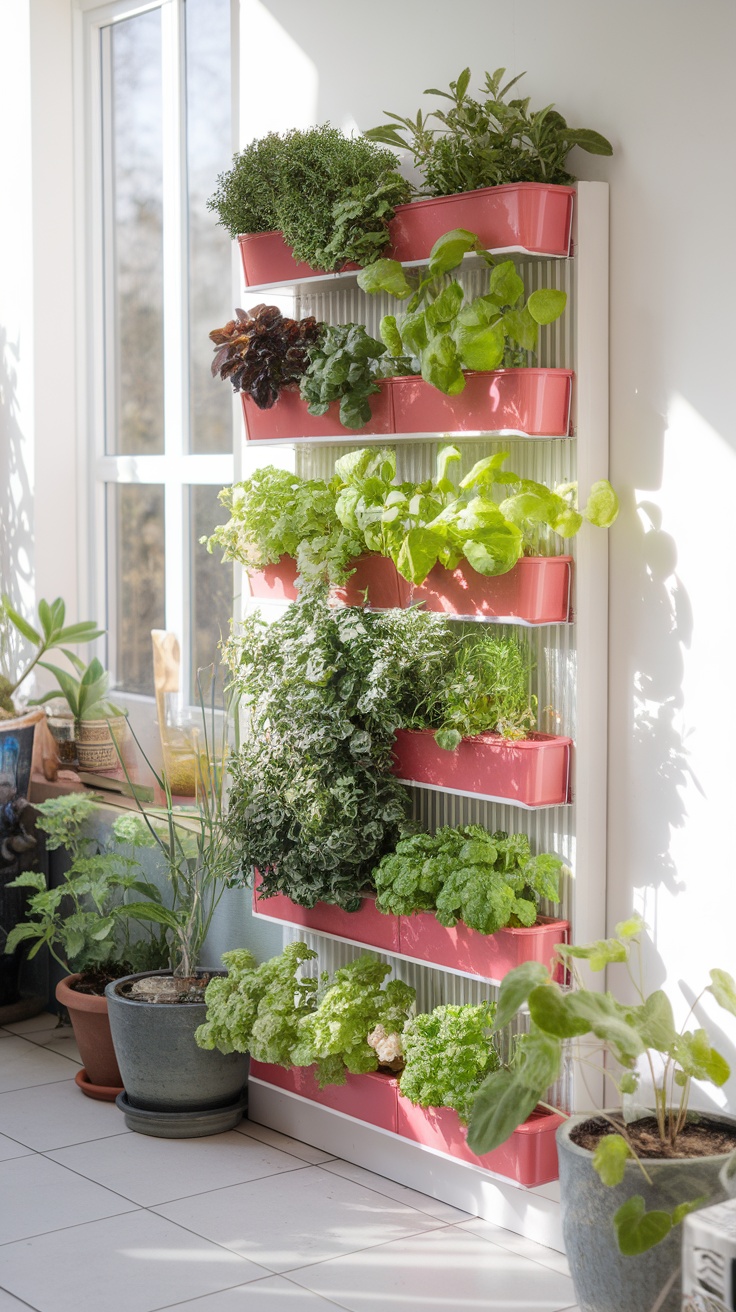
[238,231,359,287]
[398,913,569,982]
[247,555,298,601]
[389,183,575,261]
[252,877,401,954]
[249,1061,399,1132]
[392,728,572,807]
[241,382,393,441]
[238,186,574,287]
[396,1097,563,1186]
[332,555,403,610]
[391,370,573,437]
[401,556,572,624]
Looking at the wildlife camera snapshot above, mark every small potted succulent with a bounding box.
[467,915,736,1312]
[33,654,127,772]
[4,792,169,1099]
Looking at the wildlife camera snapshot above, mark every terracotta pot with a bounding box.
[392,727,573,808]
[332,555,403,610]
[237,230,359,288]
[390,369,574,438]
[252,875,401,954]
[398,912,570,984]
[250,1062,399,1132]
[247,555,299,601]
[388,183,575,261]
[397,1096,563,1186]
[401,556,573,624]
[56,973,123,1095]
[75,716,128,772]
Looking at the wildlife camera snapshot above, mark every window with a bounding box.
[86,0,236,702]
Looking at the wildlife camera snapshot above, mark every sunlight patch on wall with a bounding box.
[239,0,318,142]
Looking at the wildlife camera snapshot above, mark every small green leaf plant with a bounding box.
[299,323,400,430]
[358,227,568,395]
[30,654,124,722]
[467,915,736,1255]
[399,1002,500,1123]
[373,825,563,934]
[292,954,416,1088]
[364,66,612,196]
[414,627,536,747]
[3,794,168,983]
[194,941,320,1062]
[0,595,104,718]
[207,125,411,271]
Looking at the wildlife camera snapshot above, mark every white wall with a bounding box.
[242,0,736,1107]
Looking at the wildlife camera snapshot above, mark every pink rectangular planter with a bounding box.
[332,555,403,610]
[238,230,359,287]
[249,1061,400,1132]
[392,728,572,807]
[390,369,573,437]
[401,556,572,624]
[388,183,575,261]
[241,381,393,441]
[252,877,401,954]
[398,913,569,982]
[396,1097,563,1186]
[246,555,298,601]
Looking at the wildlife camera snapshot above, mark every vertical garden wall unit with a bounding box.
[241,183,610,1247]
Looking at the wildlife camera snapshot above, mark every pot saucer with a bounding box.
[115,1088,248,1138]
[75,1067,123,1102]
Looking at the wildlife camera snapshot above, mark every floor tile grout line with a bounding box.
[318,1158,470,1225]
[0,1076,79,1095]
[277,1270,361,1312]
[451,1219,570,1274]
[266,1220,457,1278]
[0,1204,142,1248]
[7,1032,82,1067]
[142,1271,344,1312]
[0,1282,44,1312]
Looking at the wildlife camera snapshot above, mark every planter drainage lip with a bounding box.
[75,1067,122,1102]
[115,1088,248,1138]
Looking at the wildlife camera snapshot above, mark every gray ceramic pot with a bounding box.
[105,970,248,1115]
[557,1112,736,1312]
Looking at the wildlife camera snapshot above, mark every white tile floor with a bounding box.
[0,1013,580,1312]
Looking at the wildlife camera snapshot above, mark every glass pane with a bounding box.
[110,484,165,695]
[185,0,234,454]
[190,486,232,701]
[106,10,164,455]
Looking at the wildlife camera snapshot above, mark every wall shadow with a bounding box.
[0,324,34,676]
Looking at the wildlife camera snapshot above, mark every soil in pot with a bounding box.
[118,975,211,1004]
[572,1114,736,1160]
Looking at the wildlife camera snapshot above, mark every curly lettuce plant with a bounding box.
[373,825,563,934]
[365,66,612,195]
[195,941,319,1062]
[358,228,568,394]
[293,954,416,1088]
[468,915,736,1255]
[400,1002,499,1123]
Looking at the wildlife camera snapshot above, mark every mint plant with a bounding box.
[373,825,563,934]
[468,915,736,1255]
[365,66,612,195]
[358,228,568,394]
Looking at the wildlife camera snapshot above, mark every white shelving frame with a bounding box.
[240,182,610,1245]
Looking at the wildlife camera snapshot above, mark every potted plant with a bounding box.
[104,694,250,1136]
[32,653,127,772]
[467,915,736,1312]
[364,66,612,260]
[4,792,169,1099]
[207,124,411,285]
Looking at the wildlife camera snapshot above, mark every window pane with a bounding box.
[190,486,231,701]
[106,10,165,455]
[110,484,165,695]
[186,0,234,454]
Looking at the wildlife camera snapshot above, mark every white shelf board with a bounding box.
[245,428,574,447]
[248,1077,563,1250]
[240,246,572,298]
[394,777,572,810]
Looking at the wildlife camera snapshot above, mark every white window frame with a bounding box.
[75,0,239,726]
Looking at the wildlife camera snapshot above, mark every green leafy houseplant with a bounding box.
[413,628,536,747]
[468,915,736,1255]
[194,941,319,1063]
[365,66,612,195]
[358,227,568,394]
[299,323,396,430]
[209,304,322,410]
[0,595,103,718]
[224,592,448,909]
[31,654,124,722]
[3,794,168,987]
[399,1002,499,1123]
[207,125,411,270]
[373,825,563,935]
[291,954,416,1088]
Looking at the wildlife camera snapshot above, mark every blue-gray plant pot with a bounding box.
[105,970,249,1120]
[557,1112,736,1312]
